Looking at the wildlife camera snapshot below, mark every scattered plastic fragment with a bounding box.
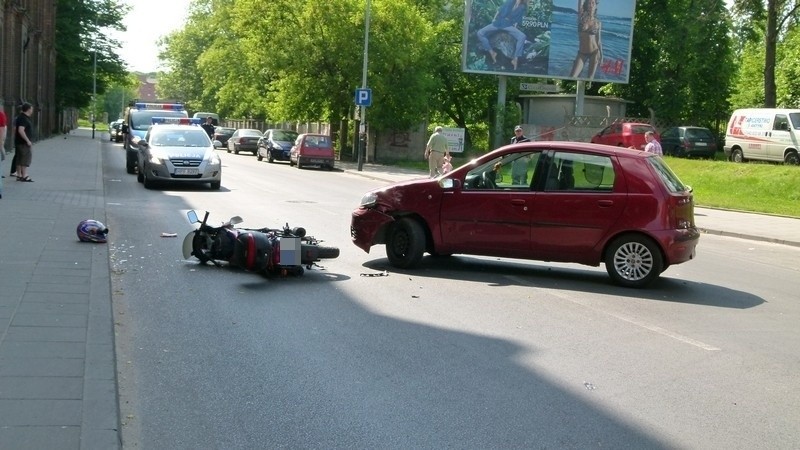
[360,270,389,277]
[161,233,178,238]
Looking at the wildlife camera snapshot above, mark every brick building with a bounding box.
[1,0,57,143]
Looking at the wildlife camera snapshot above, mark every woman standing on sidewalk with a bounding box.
[14,103,34,182]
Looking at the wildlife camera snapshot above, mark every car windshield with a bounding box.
[240,129,261,137]
[273,130,299,141]
[648,157,689,193]
[789,113,800,129]
[149,129,210,147]
[131,111,187,130]
[685,128,714,140]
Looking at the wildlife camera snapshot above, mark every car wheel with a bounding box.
[226,147,231,153]
[268,152,274,163]
[784,151,799,165]
[126,158,136,175]
[386,217,425,269]
[137,168,144,183]
[731,148,744,163]
[210,180,221,190]
[605,234,663,288]
[297,159,302,169]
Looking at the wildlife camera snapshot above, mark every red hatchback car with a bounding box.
[290,133,335,170]
[351,142,699,288]
[591,122,658,150]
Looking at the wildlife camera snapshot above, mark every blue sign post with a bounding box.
[355,88,372,107]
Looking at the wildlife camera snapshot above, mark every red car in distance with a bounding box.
[591,122,659,150]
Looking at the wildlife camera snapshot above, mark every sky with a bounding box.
[111,0,193,73]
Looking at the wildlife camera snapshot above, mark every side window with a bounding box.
[464,151,541,190]
[545,152,615,192]
[774,115,789,131]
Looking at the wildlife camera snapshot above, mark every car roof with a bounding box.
[150,124,206,132]
[496,140,653,159]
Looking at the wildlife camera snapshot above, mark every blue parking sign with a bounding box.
[355,88,372,107]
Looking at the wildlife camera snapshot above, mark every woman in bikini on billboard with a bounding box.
[569,0,603,79]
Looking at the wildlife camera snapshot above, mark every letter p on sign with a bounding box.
[355,88,372,107]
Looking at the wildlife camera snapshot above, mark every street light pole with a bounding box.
[357,0,371,171]
[91,19,97,139]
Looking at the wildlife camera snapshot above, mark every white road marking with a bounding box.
[505,275,721,351]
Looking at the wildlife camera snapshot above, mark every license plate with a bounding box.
[695,142,707,146]
[309,159,328,164]
[175,168,199,175]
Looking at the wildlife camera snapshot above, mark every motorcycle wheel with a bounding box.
[317,246,340,260]
[192,233,213,264]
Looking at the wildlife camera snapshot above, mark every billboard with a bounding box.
[462,0,636,83]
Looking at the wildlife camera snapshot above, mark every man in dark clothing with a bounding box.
[14,103,34,182]
[201,117,215,140]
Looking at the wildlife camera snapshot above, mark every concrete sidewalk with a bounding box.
[0,129,798,450]
[0,129,118,449]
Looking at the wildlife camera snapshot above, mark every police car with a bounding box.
[122,102,188,174]
[136,117,222,190]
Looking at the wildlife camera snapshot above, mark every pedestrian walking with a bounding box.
[425,126,450,177]
[14,102,34,182]
[0,107,7,198]
[644,131,662,156]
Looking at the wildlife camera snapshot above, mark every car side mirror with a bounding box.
[440,178,460,189]
[213,140,222,147]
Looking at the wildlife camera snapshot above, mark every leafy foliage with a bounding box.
[55,0,130,109]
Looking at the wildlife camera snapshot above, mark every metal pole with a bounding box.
[357,0,371,171]
[92,20,97,139]
[493,75,507,149]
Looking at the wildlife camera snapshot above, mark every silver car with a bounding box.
[137,124,222,190]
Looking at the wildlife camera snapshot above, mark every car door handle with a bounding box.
[511,199,526,206]
[597,200,614,208]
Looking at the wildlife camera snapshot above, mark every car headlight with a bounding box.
[149,155,165,165]
[360,192,378,208]
[208,153,221,166]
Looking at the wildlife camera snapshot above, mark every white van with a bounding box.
[192,112,219,126]
[724,108,800,165]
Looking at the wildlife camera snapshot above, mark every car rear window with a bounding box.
[685,128,714,140]
[647,157,689,193]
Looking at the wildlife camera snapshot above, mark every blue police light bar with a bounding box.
[151,117,201,125]
[135,102,185,111]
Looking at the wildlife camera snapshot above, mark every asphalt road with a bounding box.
[102,139,800,449]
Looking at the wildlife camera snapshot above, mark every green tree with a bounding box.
[55,0,130,109]
[600,0,734,129]
[733,0,800,107]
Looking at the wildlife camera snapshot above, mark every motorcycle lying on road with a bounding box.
[182,210,339,277]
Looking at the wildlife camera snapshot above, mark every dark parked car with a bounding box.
[289,133,335,170]
[591,122,659,150]
[226,128,262,155]
[257,129,299,163]
[351,141,699,288]
[212,127,235,148]
[109,119,123,143]
[660,126,717,158]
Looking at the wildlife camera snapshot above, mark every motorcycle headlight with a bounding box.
[360,192,378,208]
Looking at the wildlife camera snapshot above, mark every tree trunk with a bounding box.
[764,0,778,107]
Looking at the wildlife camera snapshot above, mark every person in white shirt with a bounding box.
[644,131,662,156]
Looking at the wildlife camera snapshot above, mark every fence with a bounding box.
[223,119,330,136]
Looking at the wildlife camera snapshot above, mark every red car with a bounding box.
[350,141,699,288]
[290,133,335,170]
[591,122,658,150]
